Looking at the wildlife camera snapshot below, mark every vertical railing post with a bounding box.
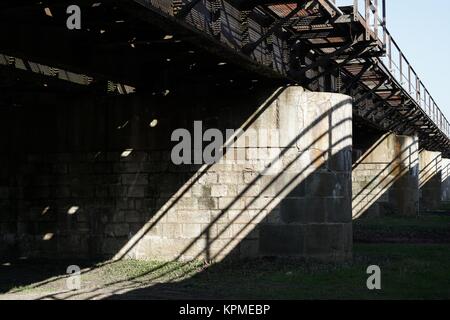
[365,0,370,40]
[431,98,434,120]
[416,75,420,104]
[435,104,438,124]
[374,0,379,38]
[354,0,359,20]
[388,34,392,71]
[408,65,412,94]
[432,100,435,122]
[382,0,387,46]
[436,105,438,124]
[429,95,432,118]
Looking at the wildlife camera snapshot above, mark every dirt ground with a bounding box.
[1,214,450,300]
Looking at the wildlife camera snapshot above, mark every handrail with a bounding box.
[147,0,450,140]
[379,26,450,138]
[333,0,387,45]
[341,0,450,138]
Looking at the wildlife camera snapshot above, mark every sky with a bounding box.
[384,0,450,119]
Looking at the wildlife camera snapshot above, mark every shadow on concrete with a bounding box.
[352,128,419,219]
[0,83,352,298]
[418,150,442,213]
[441,160,450,204]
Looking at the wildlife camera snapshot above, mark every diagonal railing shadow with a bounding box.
[418,151,441,189]
[1,88,352,300]
[352,133,419,219]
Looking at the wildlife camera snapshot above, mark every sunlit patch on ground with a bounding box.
[1,214,449,300]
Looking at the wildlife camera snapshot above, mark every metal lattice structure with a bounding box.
[128,0,449,155]
[0,0,448,155]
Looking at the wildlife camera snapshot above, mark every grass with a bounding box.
[1,214,449,300]
[353,214,450,243]
[3,244,448,299]
[93,259,203,284]
[355,214,450,229]
[0,259,204,296]
[179,243,450,299]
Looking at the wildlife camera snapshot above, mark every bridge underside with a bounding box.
[1,0,449,155]
[0,0,449,262]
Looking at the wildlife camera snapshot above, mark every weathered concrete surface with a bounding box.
[352,133,419,218]
[419,150,442,212]
[441,158,450,202]
[117,87,353,262]
[0,86,352,262]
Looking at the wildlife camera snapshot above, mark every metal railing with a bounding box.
[333,0,386,44]
[144,0,449,140]
[354,0,387,45]
[335,0,449,139]
[379,30,450,138]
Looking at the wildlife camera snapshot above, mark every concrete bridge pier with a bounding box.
[118,86,354,262]
[418,150,450,212]
[352,132,420,218]
[352,131,450,218]
[441,158,450,202]
[0,86,354,262]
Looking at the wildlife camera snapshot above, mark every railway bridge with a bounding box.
[0,0,449,261]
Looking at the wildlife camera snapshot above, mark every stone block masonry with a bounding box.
[0,85,353,262]
[441,158,450,202]
[352,133,419,218]
[419,150,442,212]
